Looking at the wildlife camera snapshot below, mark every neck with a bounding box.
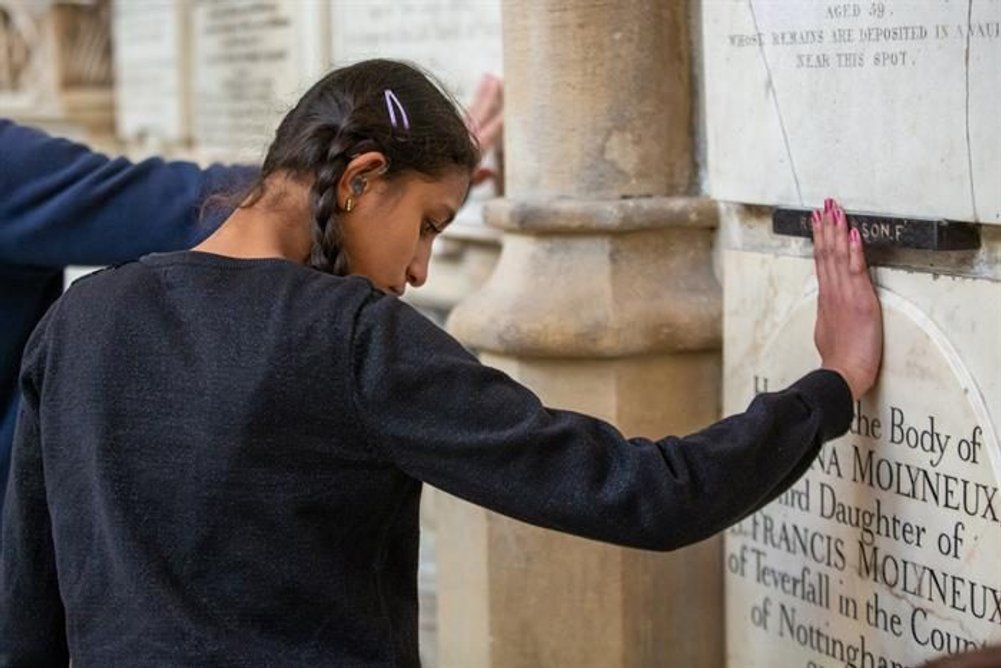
[194,176,312,262]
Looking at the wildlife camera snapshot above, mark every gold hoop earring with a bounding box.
[344,197,355,213]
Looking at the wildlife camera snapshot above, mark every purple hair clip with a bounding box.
[384,89,410,130]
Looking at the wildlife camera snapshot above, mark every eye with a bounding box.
[422,218,444,236]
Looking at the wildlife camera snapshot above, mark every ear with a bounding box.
[337,151,389,208]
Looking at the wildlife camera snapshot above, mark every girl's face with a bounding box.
[338,168,469,296]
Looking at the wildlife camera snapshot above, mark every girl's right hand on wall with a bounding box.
[812,197,884,400]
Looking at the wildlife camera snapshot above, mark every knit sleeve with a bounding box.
[350,294,852,551]
[0,119,256,268]
[0,313,69,664]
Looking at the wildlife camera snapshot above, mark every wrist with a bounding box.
[821,364,863,401]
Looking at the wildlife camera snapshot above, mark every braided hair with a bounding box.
[241,59,480,274]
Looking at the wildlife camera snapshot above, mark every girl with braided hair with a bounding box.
[1,59,882,665]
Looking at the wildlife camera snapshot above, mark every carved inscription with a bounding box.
[192,0,298,156]
[725,2,999,71]
[331,1,501,102]
[703,1,1001,223]
[726,290,1001,667]
[728,392,998,666]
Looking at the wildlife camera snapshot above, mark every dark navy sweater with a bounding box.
[0,119,254,509]
[1,250,852,666]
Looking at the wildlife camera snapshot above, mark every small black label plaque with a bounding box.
[772,209,981,250]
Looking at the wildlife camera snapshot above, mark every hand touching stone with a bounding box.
[812,198,883,400]
[465,73,503,187]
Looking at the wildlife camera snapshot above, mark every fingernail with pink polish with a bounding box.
[850,228,861,244]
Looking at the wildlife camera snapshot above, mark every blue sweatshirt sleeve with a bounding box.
[0,119,257,268]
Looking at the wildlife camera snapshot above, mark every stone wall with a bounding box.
[703,1,1000,665]
[9,2,998,665]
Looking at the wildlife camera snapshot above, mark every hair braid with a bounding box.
[307,138,350,275]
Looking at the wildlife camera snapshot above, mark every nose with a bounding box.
[406,242,432,288]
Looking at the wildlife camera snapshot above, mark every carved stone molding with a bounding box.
[0,0,113,138]
[448,196,721,358]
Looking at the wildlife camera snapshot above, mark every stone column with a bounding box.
[437,1,724,666]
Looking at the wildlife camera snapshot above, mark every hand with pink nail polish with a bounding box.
[812,198,883,400]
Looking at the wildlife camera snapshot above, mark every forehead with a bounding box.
[400,170,469,207]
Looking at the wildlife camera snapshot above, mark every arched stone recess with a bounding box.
[724,250,1001,667]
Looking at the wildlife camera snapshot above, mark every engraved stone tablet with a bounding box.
[703,1,1001,224]
[112,0,188,144]
[330,1,502,105]
[724,251,1001,666]
[191,0,327,160]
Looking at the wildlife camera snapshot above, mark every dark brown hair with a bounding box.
[238,59,480,274]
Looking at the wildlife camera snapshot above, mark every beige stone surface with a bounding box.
[330,1,501,105]
[191,0,328,161]
[503,0,693,198]
[723,250,1001,666]
[0,1,114,143]
[702,0,1001,223]
[112,0,190,145]
[449,201,721,358]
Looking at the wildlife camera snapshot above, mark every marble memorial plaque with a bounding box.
[191,0,328,161]
[112,0,189,144]
[702,1,1001,224]
[330,1,501,108]
[724,251,1001,666]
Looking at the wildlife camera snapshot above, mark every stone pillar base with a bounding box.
[437,352,724,667]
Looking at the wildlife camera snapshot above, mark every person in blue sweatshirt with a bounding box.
[1,59,882,665]
[0,120,257,510]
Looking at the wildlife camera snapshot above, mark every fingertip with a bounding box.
[848,228,866,272]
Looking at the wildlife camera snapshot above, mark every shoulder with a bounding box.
[61,260,144,300]
[349,286,477,369]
